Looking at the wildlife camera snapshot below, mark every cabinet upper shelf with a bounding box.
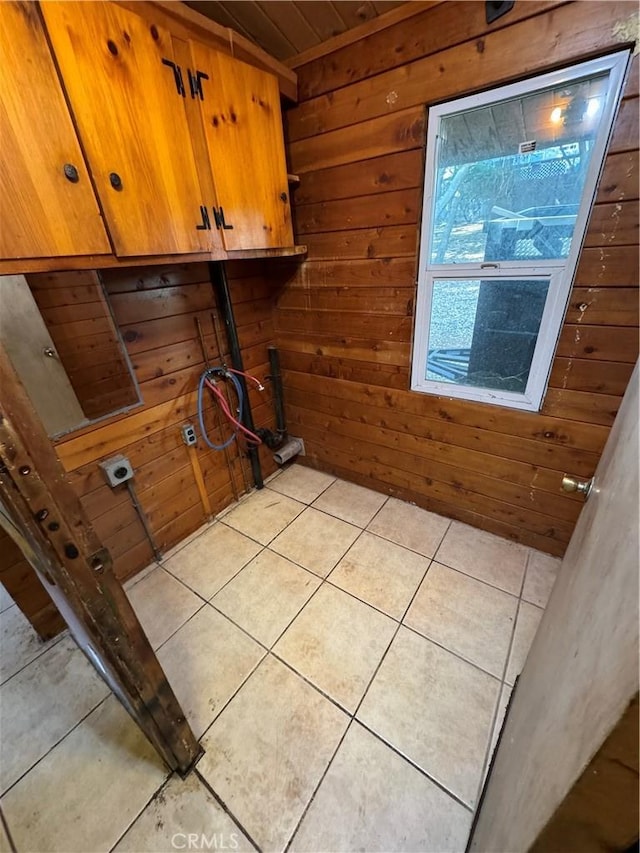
[0,0,305,272]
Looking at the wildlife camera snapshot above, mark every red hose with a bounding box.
[204,378,262,445]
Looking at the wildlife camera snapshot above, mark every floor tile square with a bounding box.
[357,627,499,807]
[0,636,109,794]
[367,497,450,558]
[0,605,63,685]
[274,584,396,712]
[506,601,543,685]
[312,480,387,527]
[157,605,264,738]
[1,695,168,853]
[163,523,261,600]
[267,464,335,504]
[270,508,360,577]
[330,532,430,619]
[126,567,203,650]
[123,562,160,591]
[290,722,472,853]
[437,522,528,595]
[522,550,561,608]
[222,489,305,545]
[114,773,254,853]
[212,550,320,646]
[404,563,517,677]
[198,656,348,852]
[160,521,209,562]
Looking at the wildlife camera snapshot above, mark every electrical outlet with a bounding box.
[181,424,197,447]
[99,454,134,488]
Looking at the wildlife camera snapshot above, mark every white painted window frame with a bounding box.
[411,50,631,412]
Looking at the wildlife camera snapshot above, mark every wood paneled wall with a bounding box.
[57,261,278,581]
[1,260,278,636]
[0,529,65,639]
[272,0,639,556]
[28,270,139,420]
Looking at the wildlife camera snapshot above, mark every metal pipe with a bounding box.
[210,309,250,497]
[268,346,286,439]
[274,437,303,466]
[209,262,263,489]
[126,480,162,562]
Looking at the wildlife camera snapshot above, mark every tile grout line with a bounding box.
[3,473,552,850]
[204,478,373,656]
[0,692,113,800]
[282,718,355,853]
[284,521,475,849]
[205,510,509,711]
[471,548,534,808]
[189,487,400,850]
[151,480,550,848]
[114,650,272,853]
[194,769,263,853]
[197,647,270,743]
[354,717,474,812]
[0,802,17,853]
[0,616,69,688]
[265,468,337,506]
[107,773,176,853]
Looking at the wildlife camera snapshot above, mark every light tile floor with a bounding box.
[0,464,561,852]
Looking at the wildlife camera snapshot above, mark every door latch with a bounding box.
[561,475,594,498]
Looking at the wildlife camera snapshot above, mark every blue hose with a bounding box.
[197,369,245,451]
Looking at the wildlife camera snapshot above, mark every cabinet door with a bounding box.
[189,45,294,250]
[0,2,110,260]
[41,2,211,257]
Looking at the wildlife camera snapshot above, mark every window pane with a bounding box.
[431,71,610,264]
[426,278,550,393]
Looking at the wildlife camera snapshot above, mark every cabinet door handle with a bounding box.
[212,206,234,231]
[63,163,79,183]
[188,69,209,100]
[196,205,211,230]
[161,58,186,97]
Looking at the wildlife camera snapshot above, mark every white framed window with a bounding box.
[411,51,630,411]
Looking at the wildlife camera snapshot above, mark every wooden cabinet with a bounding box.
[0,1,298,266]
[189,44,294,250]
[40,1,218,257]
[0,2,110,260]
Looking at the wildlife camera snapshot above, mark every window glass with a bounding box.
[412,51,629,411]
[430,72,610,264]
[426,278,550,393]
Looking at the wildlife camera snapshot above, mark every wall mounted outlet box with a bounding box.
[181,424,197,447]
[99,454,134,488]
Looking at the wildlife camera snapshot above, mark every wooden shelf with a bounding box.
[226,245,307,260]
[0,245,308,276]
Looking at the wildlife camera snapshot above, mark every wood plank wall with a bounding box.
[1,260,278,636]
[0,529,65,639]
[59,261,279,580]
[271,0,639,556]
[28,270,139,420]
